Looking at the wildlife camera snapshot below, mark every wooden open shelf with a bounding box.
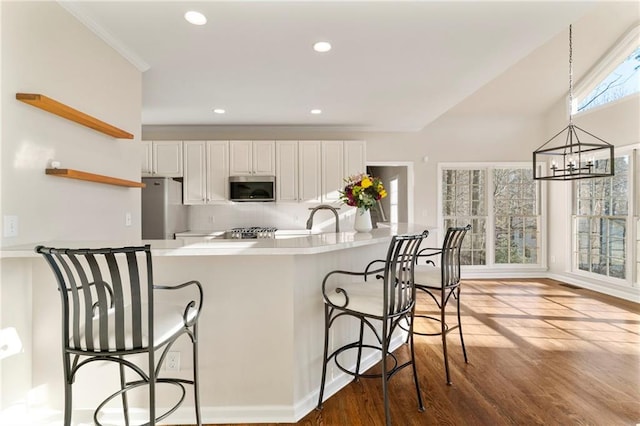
[46,169,145,188]
[16,93,134,139]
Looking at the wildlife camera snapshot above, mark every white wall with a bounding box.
[1,1,142,248]
[0,0,141,419]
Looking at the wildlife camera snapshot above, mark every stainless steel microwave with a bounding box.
[229,176,276,202]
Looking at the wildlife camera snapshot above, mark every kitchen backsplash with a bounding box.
[188,203,356,231]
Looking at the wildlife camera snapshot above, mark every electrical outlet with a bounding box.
[208,215,215,224]
[166,351,180,371]
[3,216,18,237]
[125,212,132,227]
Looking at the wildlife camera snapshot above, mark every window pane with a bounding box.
[574,155,629,280]
[442,169,487,265]
[492,167,539,265]
[577,45,640,113]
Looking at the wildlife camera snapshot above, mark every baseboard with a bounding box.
[149,333,408,424]
[546,272,640,303]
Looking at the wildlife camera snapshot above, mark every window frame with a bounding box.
[570,145,638,288]
[438,162,546,272]
[572,24,640,116]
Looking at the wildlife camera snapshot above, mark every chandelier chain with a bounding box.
[569,25,573,124]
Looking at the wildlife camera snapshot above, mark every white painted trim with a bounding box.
[573,23,640,115]
[547,272,640,303]
[58,2,151,72]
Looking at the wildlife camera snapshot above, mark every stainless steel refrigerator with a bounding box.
[141,177,188,239]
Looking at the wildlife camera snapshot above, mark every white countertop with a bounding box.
[1,224,431,258]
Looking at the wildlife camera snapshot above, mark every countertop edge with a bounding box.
[1,225,432,259]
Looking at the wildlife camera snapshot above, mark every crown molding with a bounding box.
[58,1,150,72]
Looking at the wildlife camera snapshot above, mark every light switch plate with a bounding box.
[3,215,18,237]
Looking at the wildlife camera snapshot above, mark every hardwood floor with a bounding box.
[202,278,640,426]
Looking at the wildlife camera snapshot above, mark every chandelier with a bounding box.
[533,25,614,181]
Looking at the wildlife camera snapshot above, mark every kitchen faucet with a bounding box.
[306,205,340,233]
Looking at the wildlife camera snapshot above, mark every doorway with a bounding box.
[367,162,413,225]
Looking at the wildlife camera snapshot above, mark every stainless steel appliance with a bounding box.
[225,227,277,239]
[142,177,188,239]
[229,176,275,202]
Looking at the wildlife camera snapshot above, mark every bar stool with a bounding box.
[35,244,203,426]
[412,224,471,385]
[316,231,428,426]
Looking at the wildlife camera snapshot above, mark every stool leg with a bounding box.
[118,356,130,426]
[317,304,330,410]
[149,352,156,425]
[408,315,425,412]
[354,319,365,381]
[193,324,202,426]
[382,319,391,426]
[456,287,468,363]
[441,296,452,385]
[63,353,72,426]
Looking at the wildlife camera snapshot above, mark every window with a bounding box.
[574,25,640,114]
[574,153,632,281]
[493,168,539,264]
[389,176,399,224]
[442,169,487,265]
[441,165,541,267]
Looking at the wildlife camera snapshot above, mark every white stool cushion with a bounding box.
[72,301,198,352]
[414,267,442,287]
[325,280,412,317]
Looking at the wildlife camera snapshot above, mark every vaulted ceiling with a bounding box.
[62,1,639,131]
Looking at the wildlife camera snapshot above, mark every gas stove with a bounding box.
[225,226,277,239]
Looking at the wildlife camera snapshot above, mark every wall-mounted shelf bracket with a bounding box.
[16,93,134,139]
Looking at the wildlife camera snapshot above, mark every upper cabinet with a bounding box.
[276,140,365,204]
[275,141,300,202]
[142,140,183,177]
[321,141,345,204]
[299,141,323,203]
[229,140,275,176]
[344,140,367,178]
[275,140,323,203]
[320,140,366,204]
[183,140,229,205]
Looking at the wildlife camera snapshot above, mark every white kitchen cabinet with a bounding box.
[183,140,229,205]
[275,141,299,202]
[321,141,344,203]
[142,140,183,177]
[229,140,275,176]
[275,140,322,203]
[321,140,367,203]
[344,140,367,178]
[141,141,152,175]
[298,141,322,203]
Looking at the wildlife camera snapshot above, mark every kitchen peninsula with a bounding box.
[1,224,430,424]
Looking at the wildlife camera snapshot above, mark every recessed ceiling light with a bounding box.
[213,108,225,114]
[185,11,207,26]
[313,41,332,53]
[310,109,322,114]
